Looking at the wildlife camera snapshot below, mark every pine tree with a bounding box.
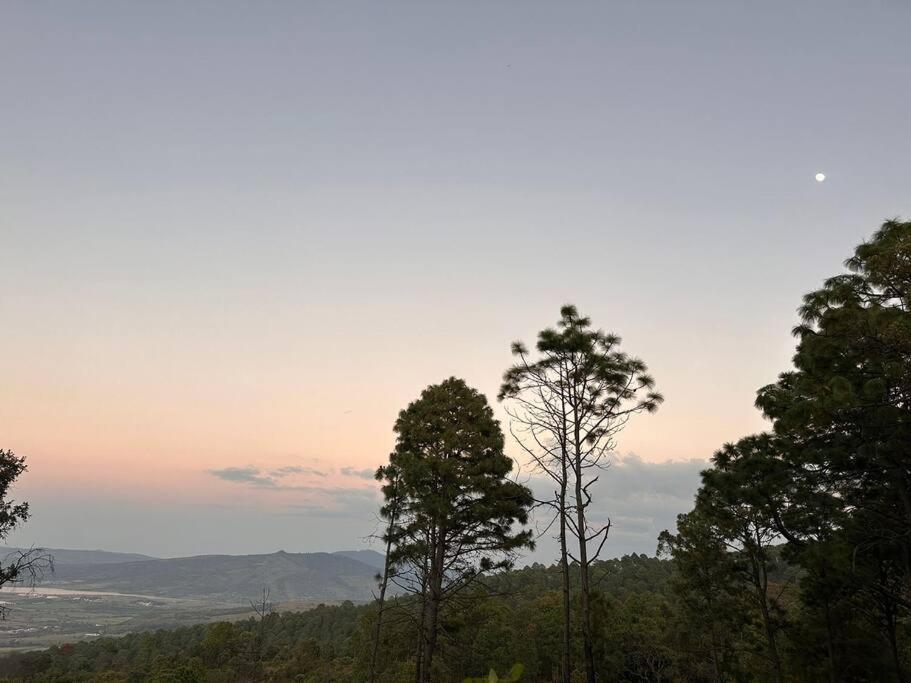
[658,509,746,682]
[380,378,534,682]
[756,220,911,680]
[368,462,404,683]
[500,306,662,683]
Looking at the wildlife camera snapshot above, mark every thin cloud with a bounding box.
[269,466,327,478]
[209,466,277,488]
[278,487,382,518]
[524,452,707,560]
[340,466,376,480]
[209,466,327,490]
[207,466,380,512]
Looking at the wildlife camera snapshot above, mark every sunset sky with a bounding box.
[2,1,909,560]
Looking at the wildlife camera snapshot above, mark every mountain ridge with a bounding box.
[0,546,156,566]
[38,549,386,603]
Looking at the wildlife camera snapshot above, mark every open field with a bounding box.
[0,548,383,652]
[0,586,258,651]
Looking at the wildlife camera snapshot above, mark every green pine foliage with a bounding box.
[3,220,911,681]
[376,378,534,682]
[0,557,682,682]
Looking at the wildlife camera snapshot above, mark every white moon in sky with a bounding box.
[815,172,826,182]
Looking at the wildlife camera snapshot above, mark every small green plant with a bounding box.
[462,663,524,683]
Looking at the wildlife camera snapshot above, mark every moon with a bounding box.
[815,172,826,182]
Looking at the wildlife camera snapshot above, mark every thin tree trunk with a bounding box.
[414,552,429,683]
[704,591,724,683]
[757,594,783,683]
[574,490,595,683]
[558,365,572,683]
[414,630,424,683]
[886,605,905,683]
[368,508,397,683]
[420,592,440,683]
[823,596,837,683]
[559,480,572,683]
[709,627,723,682]
[572,419,596,683]
[420,529,445,683]
[746,541,783,683]
[889,628,904,683]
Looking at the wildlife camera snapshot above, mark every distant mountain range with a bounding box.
[0,546,157,565]
[332,549,386,571]
[1,547,386,603]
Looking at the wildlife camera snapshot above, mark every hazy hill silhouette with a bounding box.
[0,546,155,566]
[43,549,384,602]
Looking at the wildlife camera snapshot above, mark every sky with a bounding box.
[1,1,909,561]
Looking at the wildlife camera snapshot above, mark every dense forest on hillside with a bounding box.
[0,555,760,682]
[1,220,910,682]
[0,551,896,682]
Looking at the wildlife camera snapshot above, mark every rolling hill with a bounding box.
[0,546,156,565]
[43,550,383,602]
[332,549,385,571]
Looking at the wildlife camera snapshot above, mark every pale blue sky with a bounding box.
[1,1,909,559]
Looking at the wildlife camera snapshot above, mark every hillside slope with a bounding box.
[45,550,380,602]
[0,546,156,565]
[331,549,385,571]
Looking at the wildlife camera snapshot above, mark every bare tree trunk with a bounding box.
[888,624,905,683]
[709,628,723,682]
[249,586,273,681]
[745,539,783,683]
[414,629,424,683]
[558,368,573,683]
[757,591,783,683]
[575,494,595,683]
[368,510,397,683]
[703,591,724,682]
[420,592,440,683]
[822,588,838,683]
[885,601,906,683]
[559,479,572,683]
[573,422,596,683]
[499,311,660,683]
[414,552,429,683]
[420,529,445,683]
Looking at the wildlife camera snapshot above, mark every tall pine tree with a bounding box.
[379,378,534,683]
[500,306,662,683]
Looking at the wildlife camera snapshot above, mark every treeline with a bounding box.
[0,553,846,682]
[2,219,909,682]
[0,601,366,682]
[360,219,911,681]
[0,555,703,682]
[370,300,664,682]
[657,219,911,682]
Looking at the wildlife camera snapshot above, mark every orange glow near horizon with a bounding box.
[5,310,776,510]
